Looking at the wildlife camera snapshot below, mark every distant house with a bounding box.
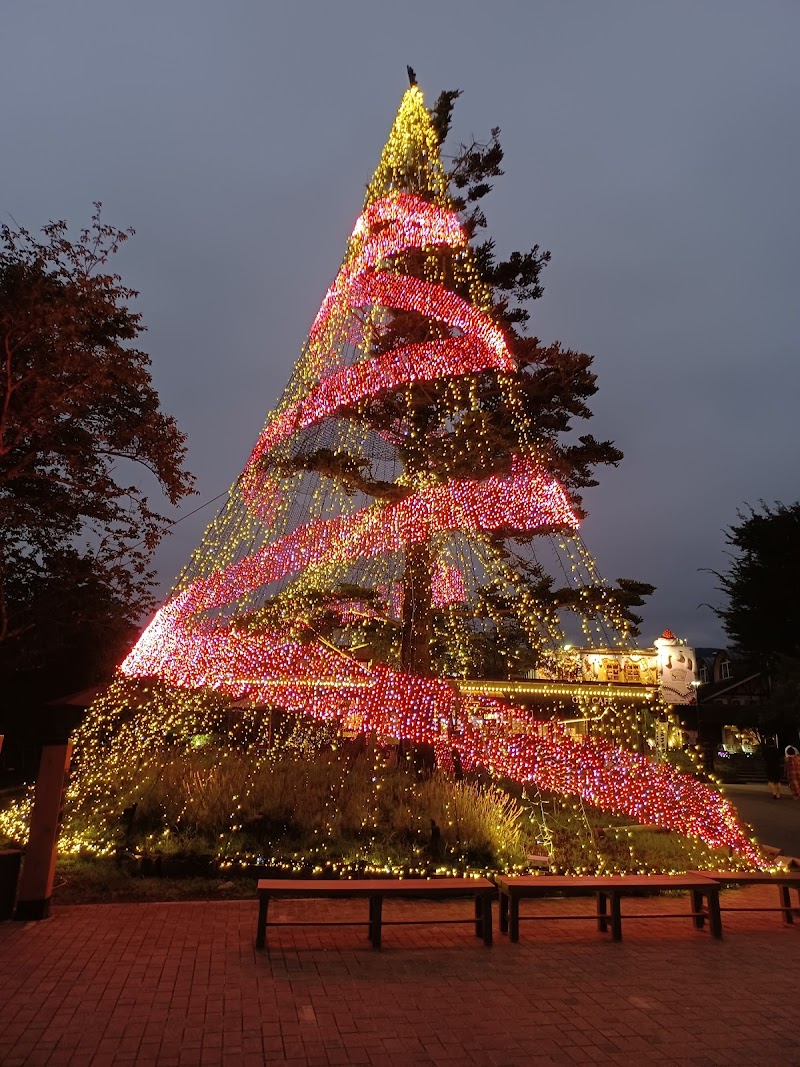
[696,648,734,685]
[693,648,769,749]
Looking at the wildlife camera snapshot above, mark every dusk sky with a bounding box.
[3,2,798,650]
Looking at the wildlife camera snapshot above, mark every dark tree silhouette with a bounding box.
[714,501,800,664]
[0,206,195,688]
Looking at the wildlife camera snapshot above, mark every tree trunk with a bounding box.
[400,540,433,675]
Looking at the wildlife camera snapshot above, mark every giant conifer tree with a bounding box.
[0,208,194,690]
[125,82,650,695]
[714,502,800,664]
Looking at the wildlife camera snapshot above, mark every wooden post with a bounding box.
[0,850,22,920]
[15,742,72,921]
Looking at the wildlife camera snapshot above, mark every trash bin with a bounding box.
[0,849,22,920]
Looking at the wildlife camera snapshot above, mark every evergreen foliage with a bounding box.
[714,501,800,664]
[431,88,623,504]
[0,207,194,691]
[260,87,653,677]
[714,501,800,734]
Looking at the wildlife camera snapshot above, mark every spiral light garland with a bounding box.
[73,84,763,865]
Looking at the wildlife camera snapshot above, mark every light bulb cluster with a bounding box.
[431,560,467,607]
[123,454,578,679]
[123,631,762,864]
[364,86,451,211]
[119,594,762,864]
[242,190,514,510]
[248,335,509,465]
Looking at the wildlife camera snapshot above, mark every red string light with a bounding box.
[431,560,467,607]
[125,454,576,644]
[122,620,761,863]
[248,336,509,465]
[242,192,512,509]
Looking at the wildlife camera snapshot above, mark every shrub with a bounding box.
[59,739,530,872]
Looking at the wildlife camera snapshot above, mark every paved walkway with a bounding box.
[2,888,800,1067]
[726,783,800,858]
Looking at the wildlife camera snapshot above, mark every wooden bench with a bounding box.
[495,874,722,942]
[255,877,495,950]
[691,870,800,925]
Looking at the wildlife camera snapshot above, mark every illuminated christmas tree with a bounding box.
[108,80,757,863]
[126,82,647,697]
[2,79,760,867]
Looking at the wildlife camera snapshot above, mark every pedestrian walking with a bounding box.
[784,745,800,800]
[763,739,783,799]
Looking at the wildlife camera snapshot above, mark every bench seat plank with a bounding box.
[495,873,722,942]
[256,877,495,950]
[691,870,800,925]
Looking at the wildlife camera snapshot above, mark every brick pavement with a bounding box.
[2,886,800,1067]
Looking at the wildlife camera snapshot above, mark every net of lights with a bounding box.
[0,82,764,871]
[240,190,515,514]
[118,613,761,862]
[116,86,762,865]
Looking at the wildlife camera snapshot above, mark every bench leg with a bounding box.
[596,891,608,933]
[369,894,383,949]
[510,895,520,943]
[706,889,722,939]
[609,892,622,941]
[480,893,493,946]
[691,888,705,929]
[256,893,269,950]
[779,886,794,925]
[499,891,509,934]
[596,891,622,939]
